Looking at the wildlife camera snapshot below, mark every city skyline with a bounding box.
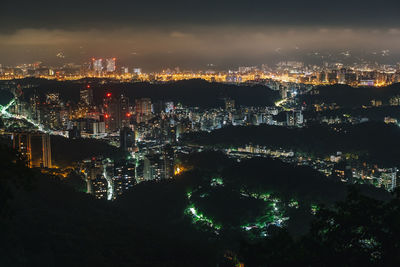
[3,1,400,266]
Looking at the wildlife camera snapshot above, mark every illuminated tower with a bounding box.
[103,92,113,131]
[80,85,94,106]
[120,94,130,128]
[103,93,130,132]
[106,58,116,72]
[12,133,51,168]
[92,58,103,74]
[42,134,52,168]
[12,133,32,167]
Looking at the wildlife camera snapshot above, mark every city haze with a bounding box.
[1,1,400,70]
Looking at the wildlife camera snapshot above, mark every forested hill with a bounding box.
[0,78,280,108]
[182,122,400,167]
[301,83,400,108]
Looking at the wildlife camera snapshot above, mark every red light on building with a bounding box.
[106,93,112,97]
[87,85,90,88]
[105,114,110,119]
[126,113,131,117]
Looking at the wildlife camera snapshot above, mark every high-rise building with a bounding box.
[120,127,135,151]
[286,110,304,127]
[162,145,175,179]
[103,93,130,132]
[12,133,52,168]
[135,98,152,122]
[135,98,152,116]
[80,85,94,106]
[120,95,130,128]
[133,68,142,75]
[106,58,116,72]
[92,58,103,74]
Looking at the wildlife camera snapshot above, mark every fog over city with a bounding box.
[1,0,400,69]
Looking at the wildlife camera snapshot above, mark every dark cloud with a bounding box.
[1,0,400,69]
[1,0,400,32]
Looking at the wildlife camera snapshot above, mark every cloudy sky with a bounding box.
[1,0,400,70]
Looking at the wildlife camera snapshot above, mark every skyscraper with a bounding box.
[135,98,152,123]
[80,85,94,106]
[135,98,152,115]
[106,58,116,72]
[12,133,52,168]
[103,93,130,132]
[120,127,135,152]
[92,58,103,74]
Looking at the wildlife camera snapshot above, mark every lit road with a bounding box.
[103,163,114,201]
[0,97,67,137]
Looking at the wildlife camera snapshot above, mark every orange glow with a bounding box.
[174,166,185,175]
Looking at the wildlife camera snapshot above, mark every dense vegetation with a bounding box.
[0,78,280,108]
[51,136,123,167]
[300,83,400,108]
[183,122,400,167]
[0,145,397,266]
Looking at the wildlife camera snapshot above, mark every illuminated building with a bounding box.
[91,176,108,199]
[29,94,40,121]
[106,58,116,72]
[103,92,114,131]
[80,85,94,106]
[286,110,304,127]
[92,121,106,135]
[48,108,61,129]
[135,98,151,115]
[120,127,135,151]
[12,133,52,168]
[360,80,375,86]
[92,58,103,74]
[141,146,175,181]
[121,67,129,74]
[143,153,174,180]
[113,162,135,196]
[143,155,161,181]
[379,168,397,191]
[120,94,130,128]
[371,99,382,107]
[162,145,175,179]
[165,101,174,113]
[46,92,60,105]
[133,68,142,75]
[103,93,130,131]
[135,98,152,122]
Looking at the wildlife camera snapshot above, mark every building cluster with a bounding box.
[2,61,400,200]
[2,60,400,87]
[79,156,136,200]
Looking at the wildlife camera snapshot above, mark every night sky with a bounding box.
[1,0,400,70]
